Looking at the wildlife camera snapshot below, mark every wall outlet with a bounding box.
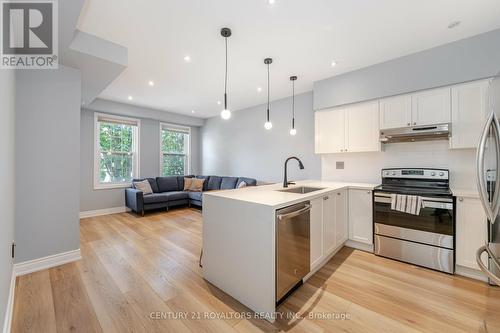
[336,161,344,169]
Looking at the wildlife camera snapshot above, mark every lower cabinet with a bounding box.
[310,190,348,270]
[348,189,373,245]
[456,196,487,270]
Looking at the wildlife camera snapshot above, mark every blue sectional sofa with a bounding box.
[125,175,257,215]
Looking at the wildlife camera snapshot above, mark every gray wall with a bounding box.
[314,28,500,110]
[202,92,321,183]
[80,105,202,212]
[0,70,15,330]
[15,66,81,263]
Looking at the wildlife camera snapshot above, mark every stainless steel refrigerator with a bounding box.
[476,74,500,286]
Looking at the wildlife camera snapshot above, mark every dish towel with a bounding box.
[390,194,423,215]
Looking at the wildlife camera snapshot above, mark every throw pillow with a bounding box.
[237,181,247,188]
[189,178,205,192]
[133,180,153,195]
[183,177,193,191]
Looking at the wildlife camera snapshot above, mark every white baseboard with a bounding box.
[455,265,488,282]
[2,270,15,333]
[14,249,81,277]
[345,240,374,253]
[79,206,129,219]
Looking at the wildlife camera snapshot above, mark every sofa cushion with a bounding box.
[156,176,180,192]
[207,176,222,190]
[196,175,210,191]
[143,193,170,204]
[133,180,153,194]
[220,177,238,189]
[188,178,204,192]
[165,191,189,201]
[188,191,203,201]
[177,175,194,191]
[237,177,257,187]
[133,178,159,193]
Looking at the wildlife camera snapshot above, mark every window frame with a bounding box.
[93,112,141,190]
[159,122,191,177]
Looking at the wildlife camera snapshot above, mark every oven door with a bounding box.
[373,192,455,249]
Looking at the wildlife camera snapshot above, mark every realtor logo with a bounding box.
[1,0,58,69]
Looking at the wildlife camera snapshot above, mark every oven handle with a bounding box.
[374,196,453,210]
[374,192,453,203]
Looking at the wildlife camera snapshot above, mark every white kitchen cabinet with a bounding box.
[348,189,373,245]
[379,95,412,130]
[450,80,489,149]
[310,197,323,269]
[315,103,379,154]
[345,101,381,152]
[456,196,487,270]
[411,87,451,126]
[334,190,348,246]
[322,192,336,255]
[314,108,345,154]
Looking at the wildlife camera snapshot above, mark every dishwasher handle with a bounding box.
[277,204,311,220]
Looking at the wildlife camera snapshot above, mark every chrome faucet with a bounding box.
[283,156,305,188]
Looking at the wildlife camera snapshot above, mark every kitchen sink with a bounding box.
[277,186,325,194]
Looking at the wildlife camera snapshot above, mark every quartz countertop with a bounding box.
[204,180,378,208]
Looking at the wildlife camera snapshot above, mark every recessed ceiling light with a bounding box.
[191,110,195,114]
[331,60,337,67]
[127,95,133,101]
[257,87,262,92]
[217,101,221,105]
[184,55,191,62]
[268,0,275,4]
[448,21,461,29]
[148,80,155,86]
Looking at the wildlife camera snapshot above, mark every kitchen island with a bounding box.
[202,180,376,321]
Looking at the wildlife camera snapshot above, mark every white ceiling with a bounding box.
[77,0,500,118]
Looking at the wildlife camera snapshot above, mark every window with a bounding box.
[94,113,140,189]
[160,123,190,176]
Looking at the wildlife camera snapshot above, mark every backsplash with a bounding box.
[321,140,477,190]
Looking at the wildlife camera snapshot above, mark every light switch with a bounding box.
[336,161,344,169]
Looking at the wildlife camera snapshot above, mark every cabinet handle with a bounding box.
[413,122,417,125]
[458,197,463,202]
[367,191,371,194]
[407,123,410,126]
[337,192,341,196]
[323,196,329,200]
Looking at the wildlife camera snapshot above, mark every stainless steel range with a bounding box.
[373,168,455,274]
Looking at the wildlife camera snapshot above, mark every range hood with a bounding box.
[380,123,450,143]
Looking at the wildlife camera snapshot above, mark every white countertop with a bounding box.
[204,180,378,208]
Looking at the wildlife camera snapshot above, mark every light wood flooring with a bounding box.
[11,208,500,332]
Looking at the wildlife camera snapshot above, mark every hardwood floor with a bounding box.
[11,208,500,332]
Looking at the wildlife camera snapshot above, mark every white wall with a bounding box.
[0,70,15,332]
[322,141,477,190]
[15,66,81,263]
[202,92,321,183]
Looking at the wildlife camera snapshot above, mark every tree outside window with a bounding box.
[161,125,190,176]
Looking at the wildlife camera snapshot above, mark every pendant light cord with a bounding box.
[267,63,270,121]
[292,79,295,128]
[224,37,228,110]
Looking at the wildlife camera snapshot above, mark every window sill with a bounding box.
[94,183,132,190]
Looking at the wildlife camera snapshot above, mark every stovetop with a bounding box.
[375,168,452,198]
[373,185,453,197]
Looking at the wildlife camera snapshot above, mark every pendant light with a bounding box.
[220,28,232,120]
[264,58,273,130]
[289,76,297,135]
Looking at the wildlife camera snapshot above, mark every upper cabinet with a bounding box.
[379,87,451,130]
[450,80,489,149]
[345,101,380,152]
[315,102,380,154]
[379,95,412,129]
[315,108,345,154]
[411,87,451,126]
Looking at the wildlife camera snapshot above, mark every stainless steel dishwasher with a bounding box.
[276,201,311,304]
